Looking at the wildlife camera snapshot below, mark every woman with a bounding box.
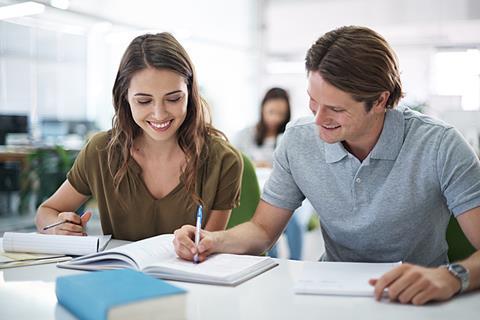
[234,88,305,260]
[234,87,291,168]
[35,33,243,241]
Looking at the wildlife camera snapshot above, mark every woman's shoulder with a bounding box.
[79,130,111,158]
[86,130,111,147]
[206,134,242,164]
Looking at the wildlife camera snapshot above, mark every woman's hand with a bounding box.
[44,211,92,236]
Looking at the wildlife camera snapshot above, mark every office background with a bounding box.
[1,0,480,257]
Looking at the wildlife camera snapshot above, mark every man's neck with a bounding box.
[344,113,386,162]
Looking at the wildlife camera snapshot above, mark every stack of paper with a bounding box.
[0,246,71,269]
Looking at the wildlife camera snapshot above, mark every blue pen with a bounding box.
[193,205,203,263]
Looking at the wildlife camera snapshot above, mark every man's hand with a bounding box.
[369,263,462,305]
[173,225,220,262]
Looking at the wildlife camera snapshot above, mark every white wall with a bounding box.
[1,0,480,144]
[263,0,480,121]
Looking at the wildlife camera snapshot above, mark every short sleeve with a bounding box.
[261,127,305,211]
[211,143,243,210]
[67,135,99,196]
[437,127,480,216]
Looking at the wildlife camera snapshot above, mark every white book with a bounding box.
[2,232,112,256]
[58,234,278,286]
[294,261,402,296]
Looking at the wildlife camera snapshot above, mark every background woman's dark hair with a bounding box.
[254,87,291,146]
[305,26,404,111]
[107,32,224,206]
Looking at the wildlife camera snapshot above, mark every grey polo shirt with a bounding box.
[262,106,480,266]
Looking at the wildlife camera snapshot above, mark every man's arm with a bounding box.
[173,200,292,261]
[371,206,480,305]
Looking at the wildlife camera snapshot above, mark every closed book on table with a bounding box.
[56,269,187,320]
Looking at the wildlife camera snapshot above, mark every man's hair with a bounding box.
[305,26,404,111]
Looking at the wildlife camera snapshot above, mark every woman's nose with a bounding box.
[152,101,166,118]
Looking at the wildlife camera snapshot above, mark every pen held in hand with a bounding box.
[42,220,68,231]
[43,219,80,231]
[193,205,203,264]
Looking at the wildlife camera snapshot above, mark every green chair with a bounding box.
[227,153,261,229]
[446,216,476,262]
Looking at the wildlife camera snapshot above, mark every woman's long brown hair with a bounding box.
[107,32,224,205]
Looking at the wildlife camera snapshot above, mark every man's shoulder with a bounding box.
[400,106,453,131]
[285,116,316,135]
[281,117,323,153]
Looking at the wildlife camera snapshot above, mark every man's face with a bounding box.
[307,71,385,154]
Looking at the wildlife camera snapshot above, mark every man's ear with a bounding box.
[373,91,390,112]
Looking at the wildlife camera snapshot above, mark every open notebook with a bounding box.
[294,261,401,296]
[58,234,278,286]
[2,232,112,256]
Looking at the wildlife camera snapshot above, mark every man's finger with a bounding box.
[374,265,407,300]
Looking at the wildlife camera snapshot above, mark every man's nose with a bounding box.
[314,105,327,125]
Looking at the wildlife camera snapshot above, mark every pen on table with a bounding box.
[42,214,83,231]
[193,205,203,264]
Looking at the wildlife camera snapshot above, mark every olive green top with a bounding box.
[67,131,243,241]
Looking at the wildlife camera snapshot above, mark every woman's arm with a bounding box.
[204,209,231,231]
[35,180,91,236]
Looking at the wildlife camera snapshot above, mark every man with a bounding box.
[174,26,480,305]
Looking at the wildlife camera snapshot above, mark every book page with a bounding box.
[2,232,111,256]
[63,234,177,270]
[294,261,401,296]
[143,253,277,284]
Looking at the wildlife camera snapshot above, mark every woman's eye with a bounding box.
[167,96,182,103]
[137,100,151,105]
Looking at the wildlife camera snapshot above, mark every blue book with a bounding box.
[56,269,187,320]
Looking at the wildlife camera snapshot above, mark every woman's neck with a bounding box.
[133,134,182,161]
[265,127,278,138]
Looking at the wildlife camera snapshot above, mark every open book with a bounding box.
[294,261,401,296]
[2,232,111,256]
[58,234,278,286]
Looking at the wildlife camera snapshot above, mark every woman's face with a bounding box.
[127,67,188,144]
[262,98,289,131]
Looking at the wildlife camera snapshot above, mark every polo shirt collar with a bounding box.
[324,141,349,163]
[370,108,404,160]
[323,108,404,163]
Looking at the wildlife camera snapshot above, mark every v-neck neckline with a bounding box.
[127,156,184,202]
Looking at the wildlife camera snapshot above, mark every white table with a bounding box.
[1,240,479,320]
